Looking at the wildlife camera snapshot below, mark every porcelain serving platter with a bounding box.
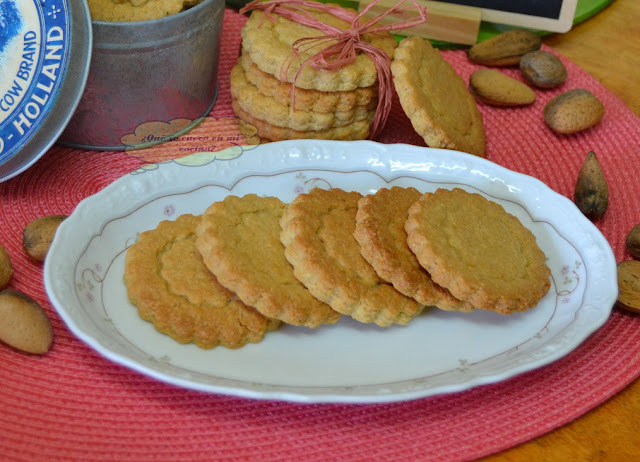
[44,140,618,403]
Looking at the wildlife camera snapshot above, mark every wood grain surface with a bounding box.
[482,0,640,460]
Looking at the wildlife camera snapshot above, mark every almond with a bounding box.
[520,50,567,89]
[626,224,640,258]
[468,30,542,66]
[23,214,67,262]
[0,289,53,355]
[469,69,536,106]
[574,151,608,220]
[0,244,12,290]
[616,260,640,314]
[544,89,605,134]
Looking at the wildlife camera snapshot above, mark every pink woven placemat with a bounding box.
[1,8,639,462]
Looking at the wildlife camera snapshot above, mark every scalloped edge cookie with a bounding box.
[241,9,396,91]
[239,53,378,113]
[230,62,374,131]
[354,186,473,312]
[391,36,486,157]
[196,194,340,328]
[123,214,280,349]
[280,188,424,326]
[405,188,551,314]
[231,99,373,141]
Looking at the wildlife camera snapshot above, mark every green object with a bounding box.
[432,0,615,49]
[229,0,614,48]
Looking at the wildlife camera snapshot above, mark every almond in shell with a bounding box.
[23,214,67,262]
[520,50,567,89]
[468,30,542,66]
[617,260,640,314]
[544,89,605,134]
[0,289,53,355]
[469,69,536,106]
[574,151,608,220]
[626,224,640,258]
[0,244,12,290]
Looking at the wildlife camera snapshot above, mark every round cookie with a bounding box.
[391,36,486,157]
[231,100,373,141]
[88,0,194,22]
[405,188,551,314]
[241,9,397,91]
[280,188,424,327]
[124,214,280,349]
[230,63,374,131]
[196,194,340,328]
[240,53,378,113]
[354,186,473,312]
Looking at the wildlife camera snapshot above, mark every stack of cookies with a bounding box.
[230,6,397,141]
[124,187,551,350]
[233,9,487,156]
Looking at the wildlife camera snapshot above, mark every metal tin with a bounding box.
[0,0,92,182]
[59,0,224,151]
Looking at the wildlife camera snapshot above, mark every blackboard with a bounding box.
[441,0,579,32]
[446,1,563,19]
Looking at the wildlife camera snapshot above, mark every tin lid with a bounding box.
[0,0,92,182]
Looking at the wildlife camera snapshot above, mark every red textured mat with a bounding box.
[1,8,640,462]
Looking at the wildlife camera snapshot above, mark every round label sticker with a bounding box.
[0,0,70,164]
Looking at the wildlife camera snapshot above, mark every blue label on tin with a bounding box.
[0,0,70,164]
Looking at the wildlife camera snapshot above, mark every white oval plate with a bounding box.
[44,141,617,403]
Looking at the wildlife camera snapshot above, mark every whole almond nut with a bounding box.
[626,224,640,258]
[0,289,53,355]
[468,30,542,66]
[544,89,604,134]
[616,260,640,314]
[574,151,608,220]
[23,214,67,262]
[469,69,536,106]
[520,50,567,89]
[0,244,13,290]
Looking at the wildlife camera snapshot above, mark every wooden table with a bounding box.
[483,0,640,459]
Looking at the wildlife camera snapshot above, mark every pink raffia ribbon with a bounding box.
[239,0,428,139]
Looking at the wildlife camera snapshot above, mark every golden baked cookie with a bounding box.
[391,37,486,157]
[354,187,473,312]
[241,9,397,91]
[87,0,200,22]
[230,63,374,131]
[239,53,378,113]
[232,100,373,141]
[280,188,424,326]
[405,188,551,314]
[123,214,280,349]
[196,194,340,328]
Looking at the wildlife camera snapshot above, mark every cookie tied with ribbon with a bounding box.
[235,0,428,140]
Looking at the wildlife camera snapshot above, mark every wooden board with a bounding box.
[358,0,481,45]
[442,0,578,33]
